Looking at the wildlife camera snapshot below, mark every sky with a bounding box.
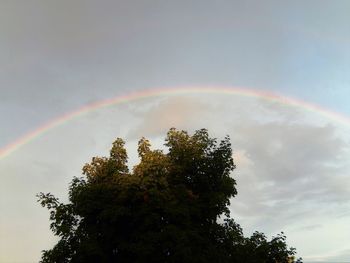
[1,1,350,262]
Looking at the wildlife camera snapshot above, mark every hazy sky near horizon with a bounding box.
[1,1,350,262]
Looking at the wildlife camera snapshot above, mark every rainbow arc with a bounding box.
[1,86,349,159]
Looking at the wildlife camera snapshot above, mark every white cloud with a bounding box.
[127,95,212,139]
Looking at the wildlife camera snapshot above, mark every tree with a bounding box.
[38,128,302,263]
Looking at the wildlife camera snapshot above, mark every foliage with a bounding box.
[38,128,302,263]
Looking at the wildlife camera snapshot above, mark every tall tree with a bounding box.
[38,128,301,263]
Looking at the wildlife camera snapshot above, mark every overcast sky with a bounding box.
[1,1,350,262]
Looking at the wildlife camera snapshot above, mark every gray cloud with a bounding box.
[228,107,350,233]
[293,224,323,232]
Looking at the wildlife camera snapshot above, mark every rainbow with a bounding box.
[1,86,350,160]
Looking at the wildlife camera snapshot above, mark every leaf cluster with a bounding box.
[38,128,301,263]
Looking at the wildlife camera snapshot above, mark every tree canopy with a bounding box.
[38,128,302,263]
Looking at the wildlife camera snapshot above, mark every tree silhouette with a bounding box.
[38,128,302,263]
